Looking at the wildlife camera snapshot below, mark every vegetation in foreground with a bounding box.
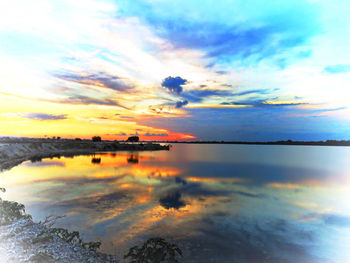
[0,187,183,263]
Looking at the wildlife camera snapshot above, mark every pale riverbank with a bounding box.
[0,138,169,171]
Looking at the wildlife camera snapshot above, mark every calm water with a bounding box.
[1,144,350,262]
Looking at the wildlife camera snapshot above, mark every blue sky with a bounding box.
[0,0,349,140]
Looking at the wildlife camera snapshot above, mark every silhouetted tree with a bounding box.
[92,136,101,142]
[127,136,139,142]
[91,158,101,164]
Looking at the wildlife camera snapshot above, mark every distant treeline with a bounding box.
[155,140,350,146]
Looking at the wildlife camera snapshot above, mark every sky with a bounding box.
[0,0,350,141]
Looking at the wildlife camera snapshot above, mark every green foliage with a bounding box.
[124,238,182,263]
[0,192,32,225]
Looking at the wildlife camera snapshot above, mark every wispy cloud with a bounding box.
[60,95,127,108]
[324,64,350,74]
[221,99,306,108]
[17,113,67,121]
[55,72,135,92]
[144,132,168,137]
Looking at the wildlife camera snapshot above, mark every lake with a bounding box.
[1,144,350,262]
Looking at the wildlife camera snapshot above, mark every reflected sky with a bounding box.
[1,145,350,262]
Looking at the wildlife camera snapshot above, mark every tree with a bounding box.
[124,238,182,263]
[92,136,101,142]
[127,136,139,142]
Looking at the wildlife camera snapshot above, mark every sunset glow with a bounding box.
[1,0,350,141]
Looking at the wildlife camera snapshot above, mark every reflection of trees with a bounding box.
[127,154,139,164]
[30,156,42,163]
[159,191,186,210]
[91,158,101,164]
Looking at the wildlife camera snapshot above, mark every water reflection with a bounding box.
[1,145,350,262]
[91,157,101,164]
[127,154,139,164]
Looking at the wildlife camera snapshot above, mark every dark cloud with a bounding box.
[324,64,350,74]
[161,76,187,94]
[175,100,188,108]
[18,113,67,121]
[56,72,134,92]
[159,191,186,209]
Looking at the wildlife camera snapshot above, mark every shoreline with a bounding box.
[0,218,118,263]
[0,139,169,171]
[0,139,171,263]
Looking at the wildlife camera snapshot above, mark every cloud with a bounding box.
[221,99,306,108]
[114,132,127,136]
[120,0,321,65]
[56,72,134,92]
[182,89,232,102]
[161,76,187,94]
[17,113,67,121]
[175,100,188,108]
[24,161,65,167]
[322,214,350,227]
[61,95,127,108]
[144,132,168,137]
[324,64,350,74]
[231,89,274,97]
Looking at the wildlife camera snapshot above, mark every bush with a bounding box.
[92,136,102,142]
[124,237,182,263]
[0,200,32,225]
[127,136,139,142]
[0,187,32,225]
